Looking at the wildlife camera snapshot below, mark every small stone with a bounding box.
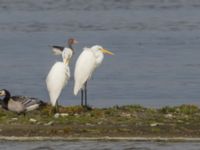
[121,112,131,118]
[177,120,183,123]
[29,118,37,123]
[37,122,42,125]
[44,121,54,126]
[150,123,163,127]
[97,121,103,125]
[86,123,94,126]
[150,123,158,127]
[165,114,173,119]
[60,113,69,117]
[54,113,69,118]
[74,113,79,117]
[54,113,60,118]
[11,118,18,121]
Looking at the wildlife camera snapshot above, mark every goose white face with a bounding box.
[0,90,5,96]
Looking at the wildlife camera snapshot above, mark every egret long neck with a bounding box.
[62,48,73,65]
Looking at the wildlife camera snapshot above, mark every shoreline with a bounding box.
[1,136,200,142]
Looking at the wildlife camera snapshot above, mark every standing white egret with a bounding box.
[74,45,114,107]
[46,39,77,111]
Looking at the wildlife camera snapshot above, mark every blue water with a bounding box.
[0,141,200,150]
[1,0,200,108]
[1,0,200,149]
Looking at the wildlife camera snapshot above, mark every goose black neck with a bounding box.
[3,90,10,105]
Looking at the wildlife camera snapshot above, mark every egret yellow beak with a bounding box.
[101,48,114,55]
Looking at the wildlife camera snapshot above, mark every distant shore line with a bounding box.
[1,136,200,142]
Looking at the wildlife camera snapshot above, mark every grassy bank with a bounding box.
[0,104,200,138]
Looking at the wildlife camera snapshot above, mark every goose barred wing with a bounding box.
[12,96,45,111]
[52,46,64,55]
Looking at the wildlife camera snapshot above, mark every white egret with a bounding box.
[0,89,45,115]
[74,45,114,107]
[46,39,77,111]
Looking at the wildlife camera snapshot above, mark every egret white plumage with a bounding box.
[46,39,77,111]
[74,45,114,107]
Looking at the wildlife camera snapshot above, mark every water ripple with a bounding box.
[1,0,200,11]
[30,146,54,150]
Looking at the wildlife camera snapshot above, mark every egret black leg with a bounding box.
[20,112,26,116]
[81,89,84,106]
[56,101,59,112]
[52,107,57,114]
[53,102,58,114]
[84,82,87,107]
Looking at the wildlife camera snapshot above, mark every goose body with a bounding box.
[0,89,45,114]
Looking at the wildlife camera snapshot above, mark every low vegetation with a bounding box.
[0,104,200,137]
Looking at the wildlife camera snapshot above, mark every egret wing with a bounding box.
[46,62,70,106]
[74,49,96,95]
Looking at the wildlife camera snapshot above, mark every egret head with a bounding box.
[91,45,114,55]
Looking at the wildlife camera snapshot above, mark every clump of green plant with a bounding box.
[176,104,200,115]
[89,109,104,118]
[58,105,90,114]
[159,106,177,114]
[39,104,54,116]
[63,127,72,133]
[159,104,200,115]
[39,105,90,116]
[117,105,147,112]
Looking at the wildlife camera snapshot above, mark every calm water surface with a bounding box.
[0,141,200,150]
[1,0,200,107]
[1,0,200,149]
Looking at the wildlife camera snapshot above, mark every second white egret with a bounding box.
[46,39,77,111]
[74,45,114,107]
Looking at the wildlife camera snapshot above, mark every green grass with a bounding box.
[0,104,200,137]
